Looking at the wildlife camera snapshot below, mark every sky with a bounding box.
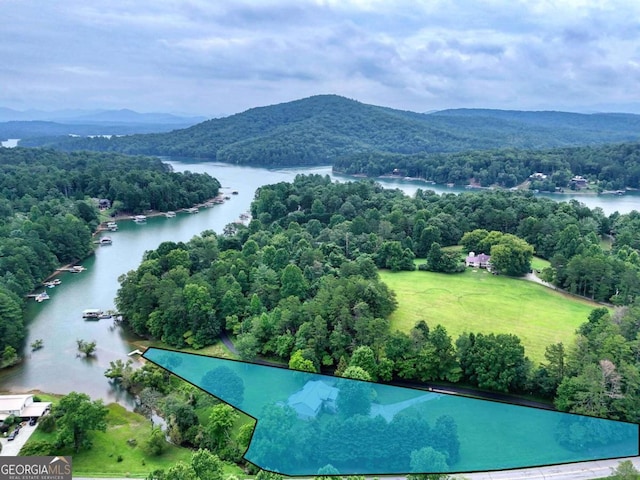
[2,0,640,117]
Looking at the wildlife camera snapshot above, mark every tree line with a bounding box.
[0,147,220,363]
[333,142,640,191]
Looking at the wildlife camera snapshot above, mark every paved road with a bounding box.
[460,456,640,479]
[0,422,37,456]
[74,456,640,479]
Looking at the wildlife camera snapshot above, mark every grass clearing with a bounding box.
[25,403,244,478]
[530,256,550,271]
[381,268,602,364]
[131,338,237,359]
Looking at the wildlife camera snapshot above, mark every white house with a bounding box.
[0,394,51,421]
[286,381,339,420]
[465,252,491,269]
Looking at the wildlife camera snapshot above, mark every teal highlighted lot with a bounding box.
[144,348,639,476]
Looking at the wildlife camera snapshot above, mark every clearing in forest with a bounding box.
[380,268,601,364]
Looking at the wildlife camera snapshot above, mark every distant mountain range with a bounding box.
[0,107,208,141]
[15,95,640,167]
[0,106,207,124]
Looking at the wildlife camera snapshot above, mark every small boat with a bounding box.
[44,279,61,288]
[232,191,239,195]
[165,211,176,218]
[213,198,224,204]
[133,215,147,223]
[106,221,118,231]
[239,213,250,220]
[185,207,199,214]
[99,236,112,245]
[69,265,85,273]
[82,308,102,319]
[35,292,50,302]
[224,196,231,200]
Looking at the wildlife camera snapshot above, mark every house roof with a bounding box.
[0,395,52,420]
[0,395,32,414]
[287,381,339,417]
[466,253,491,263]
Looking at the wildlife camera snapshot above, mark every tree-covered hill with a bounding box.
[19,95,640,166]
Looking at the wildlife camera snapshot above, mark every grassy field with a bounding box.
[380,267,602,364]
[26,403,245,478]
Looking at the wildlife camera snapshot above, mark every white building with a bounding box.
[0,394,51,421]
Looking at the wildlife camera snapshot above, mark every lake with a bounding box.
[1,159,639,405]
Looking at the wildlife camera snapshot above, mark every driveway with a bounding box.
[0,422,38,456]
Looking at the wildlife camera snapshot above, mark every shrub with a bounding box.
[38,414,56,433]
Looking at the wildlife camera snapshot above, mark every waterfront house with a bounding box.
[0,394,51,421]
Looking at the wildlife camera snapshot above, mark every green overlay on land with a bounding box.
[143,348,639,476]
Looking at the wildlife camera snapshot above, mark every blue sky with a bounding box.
[2,0,640,116]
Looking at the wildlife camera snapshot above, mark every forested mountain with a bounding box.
[0,147,220,362]
[19,95,640,166]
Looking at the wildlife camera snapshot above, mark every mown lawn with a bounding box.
[25,403,244,478]
[380,267,601,364]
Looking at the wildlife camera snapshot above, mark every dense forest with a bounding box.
[0,147,220,362]
[116,175,640,423]
[333,142,640,191]
[19,96,640,177]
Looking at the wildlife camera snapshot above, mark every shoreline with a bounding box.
[98,194,226,225]
[336,171,632,196]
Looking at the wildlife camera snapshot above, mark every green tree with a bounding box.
[410,446,449,473]
[280,264,308,299]
[76,339,97,356]
[488,234,534,276]
[336,375,374,416]
[0,290,24,353]
[191,449,224,480]
[205,404,238,449]
[341,365,372,381]
[2,345,19,366]
[289,350,317,372]
[104,359,133,382]
[349,345,378,380]
[55,392,108,452]
[200,366,244,405]
[143,427,168,456]
[457,333,529,392]
[165,461,197,480]
[609,460,640,479]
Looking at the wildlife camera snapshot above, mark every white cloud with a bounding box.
[1,0,640,114]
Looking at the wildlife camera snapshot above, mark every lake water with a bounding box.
[1,159,639,405]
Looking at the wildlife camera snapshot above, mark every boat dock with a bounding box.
[58,265,86,273]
